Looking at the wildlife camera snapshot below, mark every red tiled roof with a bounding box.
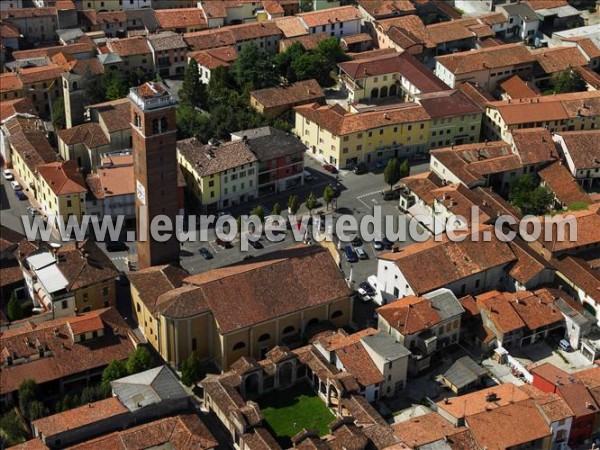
[0,308,136,396]
[107,36,151,56]
[499,75,540,99]
[336,341,384,387]
[377,296,442,335]
[251,79,324,109]
[555,129,600,170]
[189,46,238,70]
[357,0,416,18]
[437,43,535,75]
[0,7,56,20]
[392,412,469,448]
[0,97,36,123]
[298,5,361,28]
[155,7,207,30]
[539,161,592,206]
[33,398,128,438]
[37,160,87,196]
[532,46,588,74]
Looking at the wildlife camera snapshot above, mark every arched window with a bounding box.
[306,318,319,328]
[380,86,388,97]
[282,325,295,335]
[258,333,271,342]
[389,84,398,96]
[72,81,78,91]
[152,118,159,134]
[370,87,379,98]
[331,310,343,319]
[232,341,246,351]
[160,116,168,132]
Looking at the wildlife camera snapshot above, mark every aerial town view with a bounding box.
[1,0,600,448]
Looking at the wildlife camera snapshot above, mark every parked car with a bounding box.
[26,206,39,217]
[216,238,233,249]
[344,245,358,263]
[2,169,13,181]
[382,237,393,249]
[250,240,264,249]
[382,190,400,201]
[15,190,26,200]
[10,181,21,190]
[357,287,372,302]
[303,170,313,181]
[351,236,362,246]
[353,163,367,175]
[323,164,338,174]
[199,247,213,259]
[359,281,375,296]
[355,246,367,260]
[373,240,384,251]
[106,241,129,252]
[559,339,573,352]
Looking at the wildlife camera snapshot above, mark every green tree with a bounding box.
[399,159,410,179]
[51,98,66,130]
[291,52,334,87]
[315,37,349,64]
[27,401,48,421]
[305,192,318,215]
[18,379,38,421]
[7,294,23,321]
[101,359,128,392]
[509,175,554,215]
[180,352,202,387]
[0,411,27,446]
[323,185,335,210]
[180,59,206,108]
[231,43,278,90]
[126,346,153,375]
[383,158,401,191]
[102,70,129,100]
[553,69,587,94]
[272,202,281,216]
[288,194,300,215]
[251,205,265,222]
[274,42,306,81]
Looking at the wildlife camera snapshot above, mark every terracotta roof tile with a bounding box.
[107,36,151,57]
[488,90,600,125]
[437,43,535,75]
[539,161,592,206]
[17,64,64,85]
[88,97,131,134]
[295,102,429,136]
[357,0,416,18]
[147,31,187,51]
[532,46,588,74]
[555,129,600,170]
[12,42,95,61]
[518,384,574,422]
[177,137,257,177]
[379,229,516,295]
[393,412,469,448]
[184,245,350,334]
[155,8,207,30]
[86,155,134,200]
[0,308,135,396]
[499,75,540,99]
[33,398,128,438]
[511,127,559,165]
[0,72,23,93]
[281,32,329,51]
[417,88,482,118]
[37,160,87,196]
[0,7,56,20]
[128,264,188,316]
[467,400,552,449]
[189,46,238,70]
[298,5,361,28]
[0,97,36,123]
[251,79,324,109]
[8,129,56,174]
[68,413,218,450]
[377,296,442,335]
[57,122,109,149]
[274,16,307,37]
[400,171,444,206]
[507,239,551,284]
[336,341,383,387]
[539,203,600,253]
[525,0,569,10]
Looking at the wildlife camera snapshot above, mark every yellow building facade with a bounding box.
[36,161,87,226]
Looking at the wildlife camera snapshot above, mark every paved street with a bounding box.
[0,173,31,236]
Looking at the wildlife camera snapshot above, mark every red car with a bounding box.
[323,164,338,174]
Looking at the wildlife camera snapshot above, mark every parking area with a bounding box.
[512,342,593,373]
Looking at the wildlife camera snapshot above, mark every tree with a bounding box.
[27,401,48,421]
[7,294,23,321]
[274,42,306,81]
[101,359,128,392]
[323,185,335,210]
[399,159,410,179]
[51,98,66,130]
[251,205,265,222]
[272,202,281,216]
[126,346,153,375]
[83,65,105,105]
[18,379,38,421]
[180,352,202,387]
[315,37,349,64]
[553,69,587,94]
[305,192,318,215]
[288,194,300,214]
[180,59,206,108]
[509,175,554,215]
[231,43,278,90]
[0,411,27,446]
[383,158,401,191]
[291,52,335,87]
[102,70,129,100]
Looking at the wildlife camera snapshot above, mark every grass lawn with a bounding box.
[260,382,335,447]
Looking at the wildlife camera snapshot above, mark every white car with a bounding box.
[303,170,313,181]
[10,181,21,190]
[2,169,13,181]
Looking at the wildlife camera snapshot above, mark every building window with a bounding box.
[137,303,141,312]
[233,341,246,350]
[102,287,109,296]
[62,300,68,309]
[282,325,295,335]
[331,310,343,319]
[258,333,270,342]
[192,338,197,350]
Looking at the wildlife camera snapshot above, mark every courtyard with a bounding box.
[260,382,335,447]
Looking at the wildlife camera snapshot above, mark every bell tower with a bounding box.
[129,82,179,269]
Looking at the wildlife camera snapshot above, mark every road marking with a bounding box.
[356,190,383,200]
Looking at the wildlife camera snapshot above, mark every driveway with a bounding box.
[513,342,593,373]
